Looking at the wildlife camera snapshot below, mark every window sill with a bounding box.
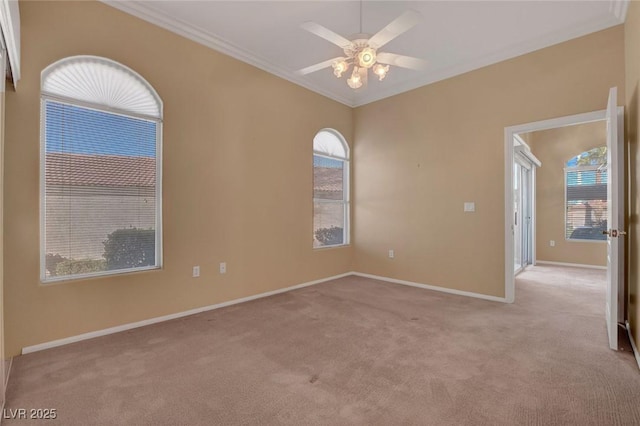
[313,243,350,250]
[565,239,607,244]
[41,265,161,285]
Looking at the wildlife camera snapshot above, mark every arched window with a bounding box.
[313,129,349,248]
[565,147,607,241]
[40,56,163,281]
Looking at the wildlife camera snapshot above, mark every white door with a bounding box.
[605,86,623,351]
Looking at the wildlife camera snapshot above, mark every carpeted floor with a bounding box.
[4,266,640,425]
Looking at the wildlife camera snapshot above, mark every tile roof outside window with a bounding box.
[45,153,155,188]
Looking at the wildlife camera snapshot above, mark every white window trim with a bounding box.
[313,129,350,249]
[313,153,350,248]
[39,57,163,283]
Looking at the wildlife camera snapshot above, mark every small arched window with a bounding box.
[40,56,163,281]
[313,129,349,248]
[565,147,607,241]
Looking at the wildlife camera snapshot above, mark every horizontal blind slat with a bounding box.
[565,168,608,241]
[44,100,159,279]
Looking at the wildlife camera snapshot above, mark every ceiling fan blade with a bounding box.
[301,22,353,49]
[368,10,422,49]
[297,57,346,75]
[376,52,428,70]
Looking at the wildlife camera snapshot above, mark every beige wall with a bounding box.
[3,1,354,356]
[3,2,630,357]
[353,26,625,297]
[526,122,607,267]
[625,0,640,352]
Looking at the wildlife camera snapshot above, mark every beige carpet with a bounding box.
[5,266,640,425]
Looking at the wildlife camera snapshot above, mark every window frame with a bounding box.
[39,57,163,283]
[313,129,350,249]
[564,163,607,244]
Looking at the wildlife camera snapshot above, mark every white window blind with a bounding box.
[565,147,607,241]
[41,57,162,282]
[313,130,349,248]
[42,55,161,117]
[313,130,347,158]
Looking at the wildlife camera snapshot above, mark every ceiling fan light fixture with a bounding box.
[298,9,425,91]
[357,47,377,68]
[347,67,363,89]
[373,63,389,81]
[332,59,349,78]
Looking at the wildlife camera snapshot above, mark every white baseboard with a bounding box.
[352,272,507,303]
[535,260,606,270]
[5,357,12,390]
[21,272,353,355]
[21,270,511,354]
[626,321,640,370]
[2,357,12,414]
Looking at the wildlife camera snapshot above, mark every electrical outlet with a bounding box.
[388,249,394,259]
[550,240,555,247]
[219,262,227,274]
[192,266,200,277]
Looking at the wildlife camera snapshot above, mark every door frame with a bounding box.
[513,142,538,274]
[514,134,541,272]
[503,109,620,303]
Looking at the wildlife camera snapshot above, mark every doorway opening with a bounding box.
[504,109,613,302]
[504,90,624,351]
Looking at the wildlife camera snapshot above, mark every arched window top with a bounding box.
[41,56,162,119]
[313,129,349,159]
[567,146,607,167]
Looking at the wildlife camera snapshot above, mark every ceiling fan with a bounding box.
[297,7,427,89]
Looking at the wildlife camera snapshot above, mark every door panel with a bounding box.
[605,87,622,351]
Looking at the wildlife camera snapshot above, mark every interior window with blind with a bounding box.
[565,147,607,241]
[313,129,349,248]
[40,56,162,282]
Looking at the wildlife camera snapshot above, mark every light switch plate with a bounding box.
[464,202,475,212]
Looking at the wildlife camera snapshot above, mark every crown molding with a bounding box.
[101,1,355,107]
[610,0,629,22]
[102,1,628,109]
[354,10,625,107]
